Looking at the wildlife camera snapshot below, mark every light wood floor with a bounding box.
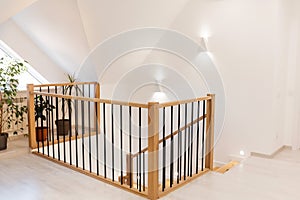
[1,138,300,200]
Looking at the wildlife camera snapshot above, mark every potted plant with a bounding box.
[0,56,27,150]
[35,95,55,141]
[55,73,80,136]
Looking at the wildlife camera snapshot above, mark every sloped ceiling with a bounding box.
[0,0,38,24]
[12,0,90,74]
[77,0,190,48]
[0,0,193,84]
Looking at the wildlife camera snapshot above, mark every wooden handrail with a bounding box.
[131,115,206,158]
[33,81,98,87]
[32,92,148,108]
[159,96,211,108]
[33,91,100,102]
[100,99,148,108]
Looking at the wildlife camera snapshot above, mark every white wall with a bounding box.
[282,0,300,149]
[77,0,291,161]
[1,0,300,162]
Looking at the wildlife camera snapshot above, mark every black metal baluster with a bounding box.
[40,87,45,155]
[88,85,92,173]
[136,155,139,190]
[170,106,174,187]
[95,101,99,176]
[68,88,72,166]
[55,86,60,160]
[184,103,187,180]
[196,101,200,174]
[143,152,145,191]
[138,107,142,192]
[120,105,123,185]
[129,106,132,188]
[46,89,50,157]
[162,107,166,191]
[81,99,85,170]
[62,86,66,163]
[50,93,55,159]
[35,94,40,153]
[103,103,107,178]
[190,102,194,177]
[75,90,79,168]
[201,101,206,171]
[111,104,115,181]
[177,104,181,183]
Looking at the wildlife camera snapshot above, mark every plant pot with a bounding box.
[55,119,70,136]
[0,133,8,151]
[35,127,48,142]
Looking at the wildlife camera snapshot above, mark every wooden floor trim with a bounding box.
[32,152,148,199]
[158,169,210,198]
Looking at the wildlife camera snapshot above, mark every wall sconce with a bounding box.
[200,36,208,51]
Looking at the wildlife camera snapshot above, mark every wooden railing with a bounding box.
[27,82,215,200]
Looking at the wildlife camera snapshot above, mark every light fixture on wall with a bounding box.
[200,36,208,51]
[152,80,167,102]
[239,150,245,156]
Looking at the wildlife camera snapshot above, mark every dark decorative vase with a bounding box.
[55,119,70,136]
[0,133,8,151]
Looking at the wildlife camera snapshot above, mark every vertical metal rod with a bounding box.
[136,156,139,190]
[46,87,50,157]
[143,152,145,191]
[88,85,92,173]
[81,99,85,170]
[55,86,60,160]
[170,106,174,187]
[75,90,79,168]
[184,103,187,180]
[68,89,72,166]
[162,107,166,191]
[120,105,123,185]
[111,104,115,181]
[95,101,99,175]
[201,100,206,171]
[62,86,66,163]
[35,94,40,153]
[129,106,132,188]
[196,101,200,174]
[103,103,107,178]
[40,87,44,155]
[50,93,55,159]
[177,104,181,183]
[190,102,194,177]
[139,107,142,192]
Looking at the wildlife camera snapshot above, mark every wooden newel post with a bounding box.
[148,102,159,200]
[205,94,215,170]
[27,84,37,149]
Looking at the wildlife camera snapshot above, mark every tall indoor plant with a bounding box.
[0,56,27,150]
[56,73,81,136]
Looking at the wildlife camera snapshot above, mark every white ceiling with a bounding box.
[0,0,38,24]
[0,0,195,84]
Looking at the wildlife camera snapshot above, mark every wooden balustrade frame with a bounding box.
[27,82,215,200]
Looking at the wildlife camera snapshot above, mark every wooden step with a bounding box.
[214,161,239,174]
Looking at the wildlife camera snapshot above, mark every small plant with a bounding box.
[0,56,27,134]
[34,95,55,142]
[34,95,55,122]
[56,73,81,136]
